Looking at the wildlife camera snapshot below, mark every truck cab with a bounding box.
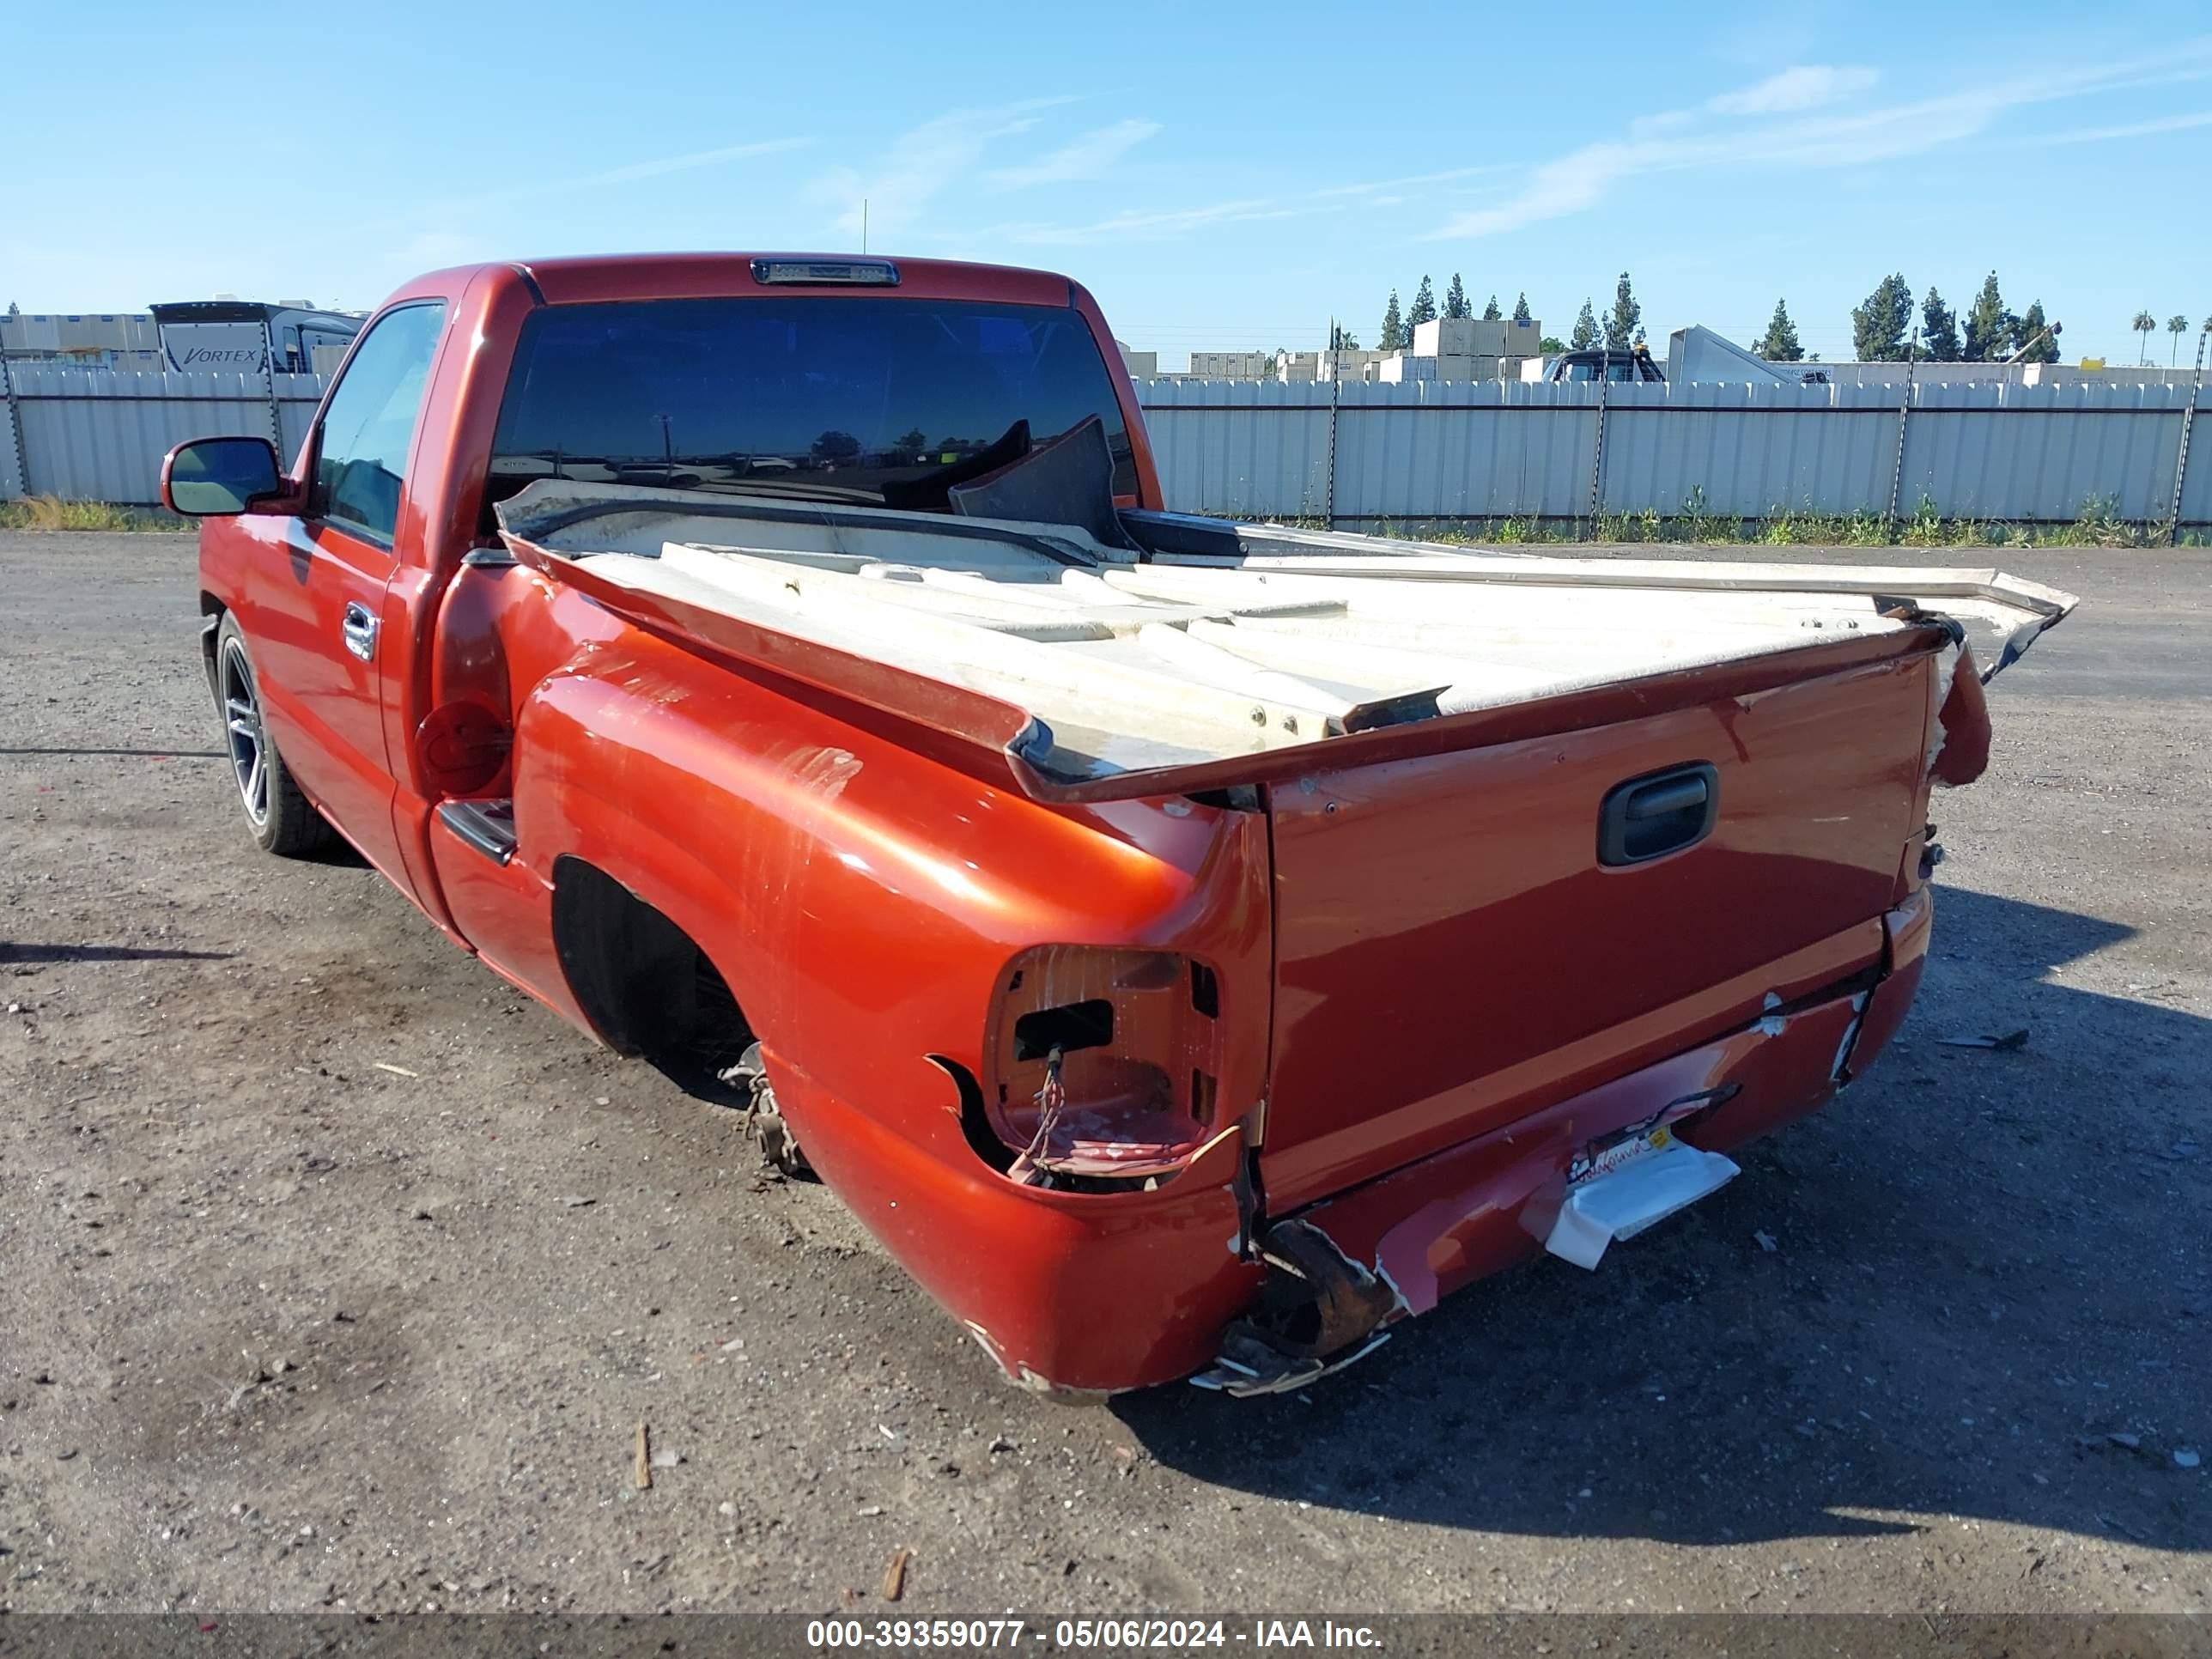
[1546,343,1667,383]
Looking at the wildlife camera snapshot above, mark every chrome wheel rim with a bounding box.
[219,640,269,827]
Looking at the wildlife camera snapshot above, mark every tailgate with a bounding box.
[1257,649,1932,1211]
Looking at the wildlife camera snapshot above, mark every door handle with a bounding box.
[341,602,379,661]
[1598,763,1718,866]
[1625,774,1708,821]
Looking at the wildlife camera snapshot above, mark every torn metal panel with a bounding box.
[1247,952,1912,1351]
[1929,641,1995,787]
[1830,992,1873,1083]
[1189,1219,1407,1397]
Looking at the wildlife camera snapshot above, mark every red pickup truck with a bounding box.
[164,253,2074,1399]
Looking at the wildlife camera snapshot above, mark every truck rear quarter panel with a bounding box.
[471,611,1274,1389]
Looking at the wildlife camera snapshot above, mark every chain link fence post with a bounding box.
[261,319,286,459]
[1322,319,1341,530]
[2166,326,2208,544]
[1587,349,1609,529]
[1885,327,1922,532]
[0,353,27,501]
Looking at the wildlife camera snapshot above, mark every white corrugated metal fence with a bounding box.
[1137,377,2211,526]
[1,366,325,507]
[1,367,2206,526]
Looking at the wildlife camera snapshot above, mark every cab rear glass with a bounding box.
[487,296,1135,511]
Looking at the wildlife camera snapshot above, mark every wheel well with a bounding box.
[199,592,226,701]
[550,855,755,1096]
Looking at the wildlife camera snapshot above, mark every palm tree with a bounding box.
[2170,315,2191,365]
[2131,310,2157,364]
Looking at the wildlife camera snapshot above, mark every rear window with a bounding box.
[487,296,1135,511]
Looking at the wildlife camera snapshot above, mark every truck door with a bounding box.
[240,301,448,888]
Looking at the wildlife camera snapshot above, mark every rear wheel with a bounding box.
[725,1039,813,1180]
[214,615,332,858]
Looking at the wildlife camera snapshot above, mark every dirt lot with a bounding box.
[2,532,2206,1617]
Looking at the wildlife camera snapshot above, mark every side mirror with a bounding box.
[162,436,283,517]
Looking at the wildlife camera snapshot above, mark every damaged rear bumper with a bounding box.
[1193,889,1932,1395]
[775,894,1929,1399]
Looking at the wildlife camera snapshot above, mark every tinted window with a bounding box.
[488,297,1135,509]
[313,302,446,540]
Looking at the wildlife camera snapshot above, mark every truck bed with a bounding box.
[496,482,2074,803]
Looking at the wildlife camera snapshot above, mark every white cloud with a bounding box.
[811,98,1079,240]
[1426,140,1642,239]
[971,161,1519,246]
[909,45,2211,254]
[2014,108,2212,147]
[1427,44,2212,240]
[986,198,1302,246]
[986,118,1160,189]
[1310,161,1519,199]
[569,138,814,189]
[1708,64,1878,115]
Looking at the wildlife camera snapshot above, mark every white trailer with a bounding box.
[1665,325,1823,386]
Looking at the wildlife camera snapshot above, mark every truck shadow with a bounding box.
[0,941,237,964]
[1116,884,2210,1551]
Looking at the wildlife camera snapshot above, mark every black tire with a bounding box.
[213,614,334,858]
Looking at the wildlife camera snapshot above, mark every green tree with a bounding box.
[1757,298,1804,362]
[1407,276,1437,331]
[1539,336,1567,353]
[1961,272,2014,361]
[1919,288,1961,361]
[1851,273,1913,361]
[2130,309,2157,363]
[1512,291,1532,324]
[1482,294,1502,321]
[1603,272,1640,349]
[1379,289,1403,351]
[894,427,927,455]
[2169,313,2191,365]
[2015,301,2058,363]
[1570,299,1599,350]
[1329,323,1361,350]
[1443,274,1470,320]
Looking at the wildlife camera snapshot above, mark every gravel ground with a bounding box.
[1,532,2205,1616]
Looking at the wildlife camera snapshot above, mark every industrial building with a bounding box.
[3,300,364,374]
[1377,316,1545,382]
[1170,314,1545,383]
[1185,349,1276,379]
[1,311,162,367]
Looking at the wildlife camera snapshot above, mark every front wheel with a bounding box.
[213,614,333,858]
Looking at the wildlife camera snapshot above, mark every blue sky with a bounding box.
[6,0,2210,367]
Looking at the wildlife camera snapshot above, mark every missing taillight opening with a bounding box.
[1012,1000,1113,1061]
[1189,961,1220,1018]
[982,947,1233,1189]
